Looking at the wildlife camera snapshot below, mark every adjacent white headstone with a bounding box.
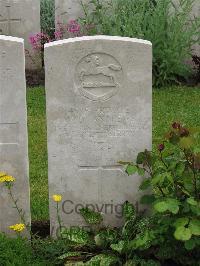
[191,0,200,56]
[45,36,152,235]
[55,0,88,26]
[0,35,30,235]
[0,0,41,69]
[172,0,200,56]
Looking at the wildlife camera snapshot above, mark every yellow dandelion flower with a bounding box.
[0,177,6,183]
[53,194,62,202]
[9,223,25,232]
[4,175,15,182]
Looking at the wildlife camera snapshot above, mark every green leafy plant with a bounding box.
[59,122,200,265]
[59,204,161,265]
[40,0,55,38]
[121,122,200,264]
[80,0,200,87]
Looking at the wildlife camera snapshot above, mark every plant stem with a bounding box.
[157,185,165,197]
[6,185,31,236]
[56,202,63,238]
[160,151,168,169]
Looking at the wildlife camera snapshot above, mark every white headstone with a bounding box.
[191,0,200,56]
[45,36,152,235]
[172,0,200,56]
[0,35,30,235]
[55,0,88,25]
[0,0,41,69]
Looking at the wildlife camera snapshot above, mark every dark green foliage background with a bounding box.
[40,0,55,38]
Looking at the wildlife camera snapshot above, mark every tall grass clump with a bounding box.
[80,0,200,87]
[40,0,55,38]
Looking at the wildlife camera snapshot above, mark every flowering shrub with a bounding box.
[28,19,84,67]
[121,122,200,260]
[58,122,200,265]
[29,20,83,51]
[29,33,51,51]
[80,0,200,87]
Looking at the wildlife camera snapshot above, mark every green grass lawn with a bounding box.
[27,86,200,221]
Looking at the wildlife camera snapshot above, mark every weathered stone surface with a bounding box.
[55,0,88,25]
[190,0,200,56]
[0,0,41,69]
[0,35,30,235]
[172,0,200,56]
[45,36,152,235]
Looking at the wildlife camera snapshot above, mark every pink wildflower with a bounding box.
[29,32,51,51]
[54,30,63,40]
[67,20,81,34]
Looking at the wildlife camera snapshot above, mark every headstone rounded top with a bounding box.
[0,34,24,43]
[44,35,152,48]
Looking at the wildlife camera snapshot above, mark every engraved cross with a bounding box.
[0,3,21,35]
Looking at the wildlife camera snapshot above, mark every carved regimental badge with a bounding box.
[75,53,123,101]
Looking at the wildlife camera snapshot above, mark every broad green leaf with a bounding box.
[87,254,121,265]
[174,226,192,241]
[184,239,196,250]
[166,198,180,214]
[154,201,168,213]
[94,229,118,247]
[191,204,200,215]
[189,219,200,236]
[110,240,126,253]
[165,172,173,183]
[80,208,103,225]
[139,179,151,190]
[175,162,185,176]
[136,152,145,164]
[151,174,165,185]
[126,165,138,176]
[137,167,145,176]
[153,161,166,172]
[168,160,178,171]
[140,195,155,205]
[61,227,91,245]
[174,218,189,228]
[59,252,82,260]
[129,230,154,250]
[187,197,198,206]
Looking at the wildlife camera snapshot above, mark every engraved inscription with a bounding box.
[0,3,21,35]
[54,105,149,166]
[75,53,123,101]
[79,165,124,173]
[0,123,19,144]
